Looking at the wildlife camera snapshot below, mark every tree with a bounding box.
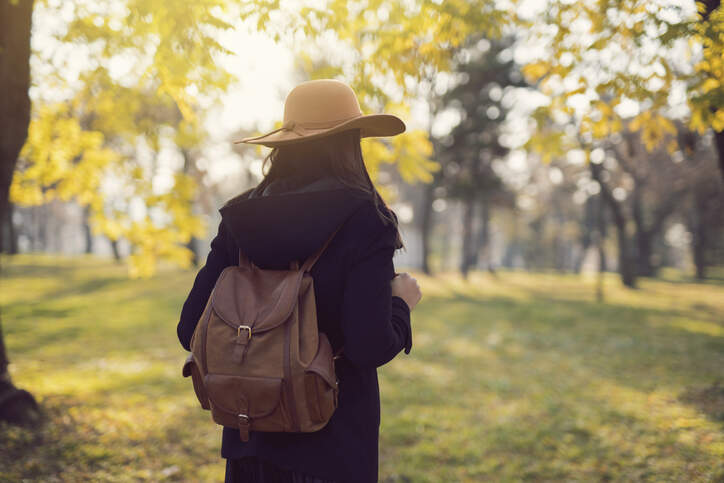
[434,37,521,278]
[11,0,237,277]
[680,125,724,279]
[517,0,724,179]
[1,0,41,426]
[588,119,714,286]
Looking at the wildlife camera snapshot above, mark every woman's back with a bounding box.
[178,173,412,483]
[178,79,418,483]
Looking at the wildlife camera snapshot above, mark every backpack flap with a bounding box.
[211,265,305,336]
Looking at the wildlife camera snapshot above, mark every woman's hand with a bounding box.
[391,272,422,311]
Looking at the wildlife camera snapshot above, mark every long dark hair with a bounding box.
[255,129,404,250]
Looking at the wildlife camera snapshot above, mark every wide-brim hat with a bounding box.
[234,79,406,147]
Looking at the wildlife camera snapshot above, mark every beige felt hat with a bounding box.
[234,79,406,147]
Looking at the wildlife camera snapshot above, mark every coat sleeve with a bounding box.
[177,220,235,351]
[339,219,413,369]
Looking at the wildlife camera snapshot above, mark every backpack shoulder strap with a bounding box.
[300,222,345,273]
[238,248,255,269]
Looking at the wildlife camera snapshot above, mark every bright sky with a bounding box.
[200,25,297,185]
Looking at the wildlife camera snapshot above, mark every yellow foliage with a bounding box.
[17,0,503,276]
[638,114,677,152]
[12,105,117,209]
[688,2,724,135]
[521,62,549,83]
[15,0,236,277]
[390,129,439,184]
[515,0,723,157]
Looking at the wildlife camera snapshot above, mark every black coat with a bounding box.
[177,172,413,483]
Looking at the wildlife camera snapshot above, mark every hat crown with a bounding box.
[283,79,363,126]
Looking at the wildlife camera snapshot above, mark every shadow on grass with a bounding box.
[679,382,724,424]
[421,289,724,425]
[7,325,84,356]
[0,392,222,482]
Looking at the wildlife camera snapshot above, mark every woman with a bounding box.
[177,79,422,483]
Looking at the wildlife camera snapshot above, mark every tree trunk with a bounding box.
[614,221,636,288]
[631,180,685,278]
[689,186,720,280]
[576,194,601,273]
[8,202,17,254]
[635,231,656,277]
[0,201,18,254]
[574,227,592,272]
[475,199,494,273]
[82,205,93,254]
[597,196,609,273]
[502,209,520,269]
[419,175,436,275]
[631,184,655,277]
[460,197,476,279]
[110,238,122,262]
[187,237,199,267]
[37,204,47,251]
[591,163,637,288]
[0,0,41,426]
[692,225,707,280]
[181,149,201,267]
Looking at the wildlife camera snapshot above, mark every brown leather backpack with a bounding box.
[182,224,343,441]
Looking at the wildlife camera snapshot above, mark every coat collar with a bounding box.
[219,175,370,269]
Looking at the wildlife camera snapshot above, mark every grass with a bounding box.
[1,255,723,482]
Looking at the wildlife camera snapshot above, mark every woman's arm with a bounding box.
[177,220,235,351]
[339,224,413,369]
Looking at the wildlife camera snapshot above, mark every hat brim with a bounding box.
[234,114,406,147]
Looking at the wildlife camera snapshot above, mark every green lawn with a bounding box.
[1,255,723,482]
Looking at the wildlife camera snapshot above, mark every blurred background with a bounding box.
[1,0,723,481]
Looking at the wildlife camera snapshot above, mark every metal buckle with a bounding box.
[237,413,249,420]
[237,325,252,340]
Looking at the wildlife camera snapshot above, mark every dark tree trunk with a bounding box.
[597,196,609,273]
[475,199,493,272]
[82,205,93,254]
[631,180,684,278]
[502,209,520,268]
[187,237,199,267]
[110,238,122,262]
[635,231,656,277]
[575,194,603,273]
[595,192,607,301]
[631,185,655,277]
[591,163,637,288]
[181,149,201,267]
[8,202,17,254]
[419,175,436,275]
[689,185,722,280]
[0,0,41,426]
[0,201,18,254]
[613,221,636,288]
[574,224,592,272]
[460,197,476,279]
[37,204,47,251]
[692,225,707,280]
